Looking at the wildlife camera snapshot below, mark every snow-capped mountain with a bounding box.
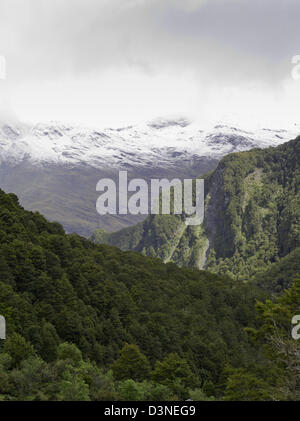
[0,117,298,169]
[0,116,299,236]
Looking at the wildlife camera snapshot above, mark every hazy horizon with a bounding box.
[0,0,300,129]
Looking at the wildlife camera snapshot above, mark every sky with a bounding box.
[0,0,300,128]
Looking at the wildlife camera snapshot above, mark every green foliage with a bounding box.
[94,137,300,289]
[59,373,90,401]
[0,187,263,400]
[254,247,300,293]
[118,379,144,401]
[117,379,173,401]
[4,333,35,368]
[227,278,300,401]
[57,343,82,366]
[112,344,150,381]
[189,388,215,401]
[152,353,195,389]
[224,369,272,401]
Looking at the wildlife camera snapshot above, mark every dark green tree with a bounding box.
[112,344,150,381]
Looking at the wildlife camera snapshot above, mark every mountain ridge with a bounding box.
[1,119,297,168]
[1,116,298,236]
[92,136,300,284]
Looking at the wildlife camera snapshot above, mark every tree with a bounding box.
[59,373,90,401]
[112,344,150,381]
[118,379,144,401]
[39,322,60,362]
[57,342,82,366]
[224,369,272,401]
[189,388,215,401]
[252,278,300,400]
[152,353,195,388]
[4,333,35,367]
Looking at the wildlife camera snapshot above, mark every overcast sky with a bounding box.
[0,0,299,128]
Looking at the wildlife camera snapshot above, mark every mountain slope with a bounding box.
[0,118,297,236]
[254,247,300,293]
[0,188,263,399]
[92,136,300,283]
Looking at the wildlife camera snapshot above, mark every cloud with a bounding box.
[0,0,298,82]
[0,0,299,126]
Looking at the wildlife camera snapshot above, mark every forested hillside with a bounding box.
[92,136,300,286]
[223,277,300,401]
[0,188,264,400]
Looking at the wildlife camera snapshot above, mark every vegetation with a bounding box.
[224,278,300,401]
[1,137,300,400]
[93,137,300,286]
[0,188,263,400]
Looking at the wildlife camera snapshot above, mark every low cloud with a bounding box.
[0,0,299,126]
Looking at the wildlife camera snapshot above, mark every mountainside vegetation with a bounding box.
[224,277,300,401]
[92,137,300,287]
[254,247,300,294]
[1,137,300,400]
[0,188,265,400]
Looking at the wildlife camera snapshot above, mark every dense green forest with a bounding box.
[0,188,267,400]
[92,137,300,285]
